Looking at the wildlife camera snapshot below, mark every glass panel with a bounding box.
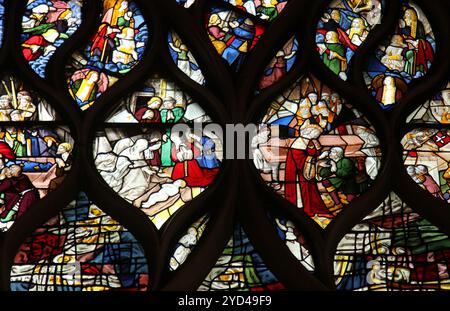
[66,0,149,110]
[364,1,435,109]
[255,75,381,228]
[199,224,284,291]
[21,0,83,78]
[10,192,149,291]
[335,192,450,291]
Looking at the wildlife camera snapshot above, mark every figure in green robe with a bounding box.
[322,31,347,76]
[160,97,185,167]
[256,3,278,22]
[319,147,358,196]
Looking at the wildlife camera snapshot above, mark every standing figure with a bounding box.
[160,97,185,167]
[170,227,198,270]
[374,75,405,107]
[320,31,347,77]
[284,125,330,216]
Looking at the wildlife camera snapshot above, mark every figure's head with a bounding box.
[147,96,163,109]
[57,142,73,155]
[383,76,396,87]
[163,97,176,109]
[406,165,416,176]
[0,95,11,109]
[307,92,318,104]
[17,91,31,99]
[149,131,162,142]
[209,13,221,26]
[18,95,34,109]
[331,93,340,103]
[325,31,339,44]
[329,146,344,162]
[187,227,197,236]
[331,9,341,22]
[3,167,11,179]
[321,92,330,102]
[351,18,365,30]
[87,71,100,83]
[118,0,128,11]
[10,165,22,177]
[403,8,418,26]
[299,124,322,140]
[415,165,428,176]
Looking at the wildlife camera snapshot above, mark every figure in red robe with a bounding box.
[0,165,39,220]
[90,23,117,62]
[22,35,50,61]
[284,139,330,217]
[0,141,16,162]
[134,107,161,123]
[170,139,219,187]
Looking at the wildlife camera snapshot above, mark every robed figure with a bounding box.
[284,127,330,217]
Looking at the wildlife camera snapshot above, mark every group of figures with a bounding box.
[365,1,435,108]
[0,125,73,231]
[332,79,450,290]
[0,76,73,232]
[400,81,450,204]
[206,2,266,71]
[173,0,297,89]
[94,76,221,229]
[66,0,148,110]
[254,75,381,228]
[0,75,57,121]
[408,81,450,124]
[2,0,450,293]
[316,0,385,81]
[21,0,83,78]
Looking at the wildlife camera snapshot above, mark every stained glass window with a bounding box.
[0,0,448,301]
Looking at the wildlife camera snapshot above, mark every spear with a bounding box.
[10,77,17,109]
